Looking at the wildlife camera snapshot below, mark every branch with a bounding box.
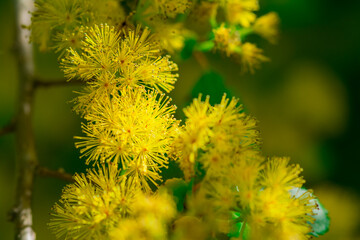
[193,51,210,70]
[33,78,84,88]
[36,166,74,182]
[0,118,17,136]
[13,0,37,239]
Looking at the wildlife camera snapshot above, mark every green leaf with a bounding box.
[191,71,232,105]
[162,178,189,212]
[180,38,197,60]
[195,40,215,52]
[228,221,249,239]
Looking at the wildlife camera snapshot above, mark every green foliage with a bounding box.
[228,220,250,239]
[180,38,197,60]
[163,178,189,212]
[195,40,215,52]
[191,71,232,105]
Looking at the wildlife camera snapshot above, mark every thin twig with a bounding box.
[36,166,74,182]
[33,78,83,88]
[193,51,210,70]
[0,118,17,136]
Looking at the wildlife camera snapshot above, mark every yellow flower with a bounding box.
[52,29,84,57]
[31,0,87,51]
[132,190,177,220]
[253,12,280,44]
[173,216,209,240]
[110,190,176,240]
[173,94,259,180]
[153,0,191,18]
[61,24,179,114]
[87,0,125,27]
[239,42,269,73]
[248,188,316,240]
[49,163,139,239]
[62,24,121,80]
[224,0,259,27]
[260,157,305,192]
[213,24,241,57]
[200,178,237,214]
[229,151,264,207]
[149,19,189,53]
[31,0,126,53]
[75,86,179,191]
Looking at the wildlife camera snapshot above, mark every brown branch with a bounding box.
[36,166,74,182]
[13,0,37,239]
[193,51,210,70]
[0,118,17,136]
[33,78,84,88]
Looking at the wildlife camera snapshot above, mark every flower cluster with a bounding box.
[32,0,279,73]
[48,24,180,238]
[61,24,178,114]
[62,24,179,192]
[173,95,317,239]
[50,163,177,239]
[76,86,179,191]
[172,94,259,180]
[133,0,279,72]
[29,0,327,239]
[31,0,126,54]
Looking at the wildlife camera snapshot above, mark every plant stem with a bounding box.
[36,167,74,182]
[13,0,37,239]
[193,51,210,70]
[33,78,83,88]
[239,220,247,240]
[0,118,17,136]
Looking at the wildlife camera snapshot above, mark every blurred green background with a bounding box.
[1,0,359,239]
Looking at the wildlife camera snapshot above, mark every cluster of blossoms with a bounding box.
[30,0,327,239]
[172,95,317,239]
[32,0,279,73]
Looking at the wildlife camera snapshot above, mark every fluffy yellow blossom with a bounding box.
[213,24,241,57]
[173,216,210,240]
[110,218,167,240]
[173,94,259,180]
[149,19,189,53]
[239,42,269,73]
[87,0,125,27]
[52,29,84,56]
[75,87,179,191]
[181,126,316,240]
[258,189,315,239]
[229,151,264,207]
[62,24,121,80]
[247,167,316,240]
[109,190,176,240]
[200,178,237,214]
[61,24,178,114]
[31,0,86,51]
[260,157,305,192]
[49,163,139,239]
[153,0,191,18]
[223,0,259,27]
[31,0,125,53]
[253,12,280,44]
